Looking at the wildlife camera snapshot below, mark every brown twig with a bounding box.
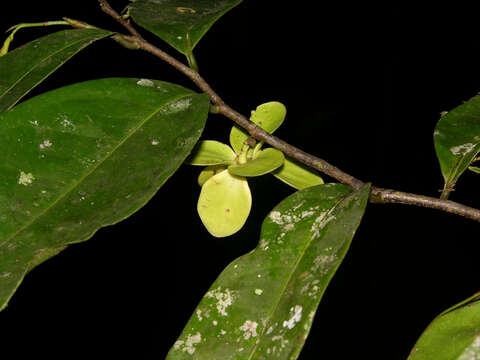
[99,1,480,223]
[98,0,144,40]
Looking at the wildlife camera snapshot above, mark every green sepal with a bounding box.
[228,148,284,177]
[229,101,287,154]
[273,157,324,189]
[186,140,236,166]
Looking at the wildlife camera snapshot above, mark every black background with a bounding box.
[1,1,480,359]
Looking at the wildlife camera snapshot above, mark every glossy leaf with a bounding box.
[273,157,324,189]
[0,78,210,311]
[197,170,251,238]
[128,0,243,56]
[434,97,480,196]
[198,165,227,186]
[0,29,112,114]
[408,293,480,360]
[230,101,287,154]
[168,183,370,359]
[186,140,236,165]
[228,148,284,177]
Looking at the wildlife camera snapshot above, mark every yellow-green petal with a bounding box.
[186,140,236,165]
[197,170,251,237]
[229,101,287,154]
[228,148,284,177]
[197,165,227,186]
[273,157,324,189]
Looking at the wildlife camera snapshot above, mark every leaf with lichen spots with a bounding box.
[434,96,480,197]
[0,78,209,311]
[408,293,480,360]
[167,183,370,359]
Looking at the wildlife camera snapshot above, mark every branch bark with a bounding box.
[99,1,480,223]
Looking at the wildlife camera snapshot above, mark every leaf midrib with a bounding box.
[0,92,192,249]
[246,193,350,360]
[0,30,106,102]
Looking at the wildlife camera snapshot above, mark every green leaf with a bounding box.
[197,169,251,238]
[273,157,324,189]
[230,101,287,154]
[128,0,243,56]
[228,148,284,177]
[168,183,370,359]
[186,140,236,165]
[0,77,210,311]
[0,29,112,114]
[197,165,227,186]
[434,97,480,196]
[469,166,480,174]
[408,293,480,360]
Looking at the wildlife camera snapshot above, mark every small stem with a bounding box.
[1,20,70,56]
[186,52,199,72]
[237,144,249,165]
[98,0,144,40]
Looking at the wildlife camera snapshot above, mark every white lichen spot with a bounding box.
[458,335,480,360]
[311,254,337,275]
[174,332,202,355]
[212,320,218,326]
[254,289,263,296]
[18,171,35,186]
[283,305,302,329]
[196,309,203,321]
[311,211,337,239]
[450,143,476,156]
[173,340,184,350]
[151,139,159,146]
[239,320,258,340]
[301,210,315,218]
[259,239,269,250]
[0,272,11,279]
[39,139,52,150]
[206,287,235,316]
[272,335,289,349]
[137,78,154,87]
[269,211,283,224]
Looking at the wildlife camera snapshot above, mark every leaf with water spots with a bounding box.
[167,183,370,359]
[0,29,112,114]
[434,96,480,198]
[408,292,480,360]
[128,0,243,56]
[0,77,209,311]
